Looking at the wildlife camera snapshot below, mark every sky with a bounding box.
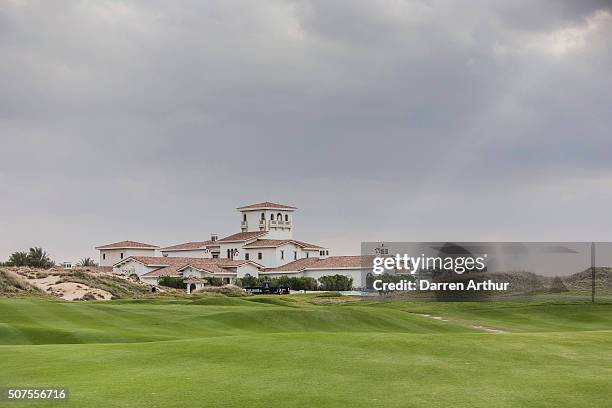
[1,0,611,263]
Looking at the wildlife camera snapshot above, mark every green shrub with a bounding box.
[207,277,223,287]
[235,275,317,291]
[5,247,54,268]
[158,276,185,289]
[78,257,97,267]
[239,274,258,287]
[318,275,353,291]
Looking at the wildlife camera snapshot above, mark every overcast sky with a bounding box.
[1,0,611,262]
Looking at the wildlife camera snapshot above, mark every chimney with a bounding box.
[211,233,218,242]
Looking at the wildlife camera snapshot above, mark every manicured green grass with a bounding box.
[1,296,611,407]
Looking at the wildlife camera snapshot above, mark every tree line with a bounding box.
[158,273,354,291]
[1,247,97,268]
[2,247,55,268]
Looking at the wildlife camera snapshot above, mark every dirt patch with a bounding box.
[415,313,507,333]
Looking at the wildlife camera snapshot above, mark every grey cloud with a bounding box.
[0,0,611,261]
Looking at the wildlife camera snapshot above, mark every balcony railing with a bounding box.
[240,220,248,228]
[269,220,292,228]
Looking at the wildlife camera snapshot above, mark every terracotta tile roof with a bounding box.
[216,231,267,243]
[141,264,184,277]
[264,258,320,272]
[161,240,215,251]
[115,256,260,277]
[237,202,297,210]
[95,240,159,250]
[264,256,373,273]
[310,256,371,269]
[292,240,325,249]
[243,239,325,249]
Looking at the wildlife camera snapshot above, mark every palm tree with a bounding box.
[26,247,54,268]
[7,251,29,266]
[78,257,97,267]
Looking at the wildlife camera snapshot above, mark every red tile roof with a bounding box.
[264,256,373,273]
[114,256,260,277]
[161,241,215,251]
[95,240,159,250]
[243,239,325,249]
[264,258,320,272]
[237,202,297,210]
[216,231,267,243]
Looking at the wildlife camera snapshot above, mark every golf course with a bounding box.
[1,294,611,407]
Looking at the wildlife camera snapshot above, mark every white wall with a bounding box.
[141,276,159,286]
[112,259,160,277]
[181,266,236,285]
[100,248,157,267]
[241,243,315,268]
[240,209,293,239]
[236,263,260,278]
[242,247,277,267]
[219,242,244,260]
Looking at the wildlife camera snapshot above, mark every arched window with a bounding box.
[277,213,282,220]
[261,212,265,220]
[270,214,274,220]
[285,214,289,221]
[243,214,247,222]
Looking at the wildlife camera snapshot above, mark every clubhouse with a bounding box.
[96,202,372,291]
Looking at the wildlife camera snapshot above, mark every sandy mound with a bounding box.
[4,266,154,301]
[46,281,112,301]
[26,273,112,300]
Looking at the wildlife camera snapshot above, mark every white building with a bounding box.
[96,202,373,289]
[95,240,159,267]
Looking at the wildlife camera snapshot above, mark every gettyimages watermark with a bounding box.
[361,242,612,300]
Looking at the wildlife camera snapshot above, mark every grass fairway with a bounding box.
[1,296,611,407]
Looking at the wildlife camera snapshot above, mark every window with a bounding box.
[212,253,219,259]
[261,212,265,220]
[227,249,231,258]
[270,214,274,220]
[243,214,247,222]
[326,250,329,255]
[245,253,249,261]
[102,253,106,260]
[120,252,124,259]
[280,250,284,260]
[306,252,309,258]
[320,251,323,256]
[294,251,297,260]
[277,213,282,220]
[258,252,262,260]
[285,214,289,221]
